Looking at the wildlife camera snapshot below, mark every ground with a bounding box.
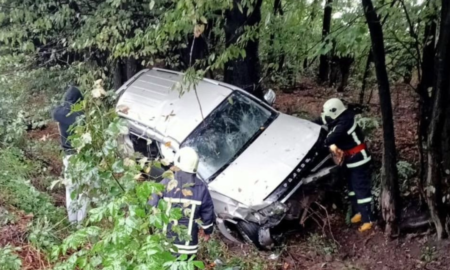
[2,79,450,270]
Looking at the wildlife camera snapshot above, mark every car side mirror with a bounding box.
[264,89,276,106]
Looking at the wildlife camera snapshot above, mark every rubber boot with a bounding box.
[358,203,373,232]
[349,194,360,223]
[351,213,362,224]
[359,222,373,232]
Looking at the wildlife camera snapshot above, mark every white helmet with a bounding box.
[322,98,346,123]
[174,147,199,174]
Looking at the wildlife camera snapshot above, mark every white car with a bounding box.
[116,68,337,249]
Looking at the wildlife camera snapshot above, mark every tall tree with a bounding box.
[224,0,264,99]
[361,0,400,234]
[318,0,333,83]
[417,0,437,195]
[426,1,450,239]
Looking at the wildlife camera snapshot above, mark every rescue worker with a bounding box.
[316,98,374,232]
[149,147,215,256]
[52,86,87,224]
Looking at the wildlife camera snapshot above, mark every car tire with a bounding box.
[237,221,267,250]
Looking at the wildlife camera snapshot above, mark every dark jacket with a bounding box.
[149,171,215,255]
[316,109,371,168]
[52,86,83,154]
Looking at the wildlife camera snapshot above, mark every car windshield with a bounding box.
[182,91,277,180]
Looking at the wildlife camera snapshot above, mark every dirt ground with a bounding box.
[0,207,51,270]
[280,218,450,270]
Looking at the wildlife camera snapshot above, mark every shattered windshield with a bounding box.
[182,91,277,180]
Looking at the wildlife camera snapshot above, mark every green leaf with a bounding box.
[200,16,207,24]
[162,170,175,180]
[112,160,124,173]
[237,3,243,14]
[149,0,155,10]
[193,261,205,269]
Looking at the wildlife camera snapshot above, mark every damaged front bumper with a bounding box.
[214,128,338,247]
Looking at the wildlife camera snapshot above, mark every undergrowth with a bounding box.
[0,245,22,270]
[306,233,338,256]
[0,147,65,224]
[198,234,277,270]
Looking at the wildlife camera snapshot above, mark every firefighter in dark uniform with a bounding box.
[149,147,215,256]
[317,98,374,232]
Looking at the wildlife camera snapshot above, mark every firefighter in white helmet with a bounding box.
[149,147,215,256]
[316,98,374,232]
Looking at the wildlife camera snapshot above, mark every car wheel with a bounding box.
[237,221,267,250]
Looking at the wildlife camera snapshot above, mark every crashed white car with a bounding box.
[116,68,337,249]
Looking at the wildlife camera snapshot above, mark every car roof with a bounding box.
[116,68,234,144]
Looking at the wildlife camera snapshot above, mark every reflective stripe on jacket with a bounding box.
[149,171,215,254]
[319,110,371,168]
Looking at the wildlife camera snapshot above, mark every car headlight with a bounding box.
[246,212,269,225]
[259,202,288,218]
[247,202,288,226]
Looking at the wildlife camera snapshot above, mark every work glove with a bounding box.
[329,144,344,166]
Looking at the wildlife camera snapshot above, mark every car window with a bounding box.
[182,91,277,180]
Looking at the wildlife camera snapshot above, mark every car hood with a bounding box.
[208,114,321,206]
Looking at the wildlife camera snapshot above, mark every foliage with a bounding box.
[28,217,62,253]
[420,245,437,263]
[48,67,204,269]
[0,147,65,223]
[198,234,272,270]
[0,52,80,145]
[0,207,17,226]
[0,245,22,270]
[307,233,338,256]
[356,115,379,137]
[0,0,448,267]
[397,160,416,194]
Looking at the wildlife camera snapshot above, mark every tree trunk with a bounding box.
[426,1,450,240]
[362,0,400,235]
[360,51,373,104]
[113,60,126,90]
[318,0,333,83]
[417,2,437,198]
[126,57,138,80]
[337,55,354,92]
[267,0,284,75]
[224,0,263,99]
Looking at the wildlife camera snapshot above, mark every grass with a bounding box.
[198,233,279,270]
[0,147,65,223]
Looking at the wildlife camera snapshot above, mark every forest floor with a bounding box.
[2,78,450,270]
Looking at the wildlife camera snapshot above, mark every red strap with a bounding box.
[344,143,367,156]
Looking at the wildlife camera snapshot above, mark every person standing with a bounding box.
[149,147,215,256]
[52,86,87,224]
[316,98,374,232]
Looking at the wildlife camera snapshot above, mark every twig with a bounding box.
[314,201,339,247]
[188,38,206,121]
[398,0,422,80]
